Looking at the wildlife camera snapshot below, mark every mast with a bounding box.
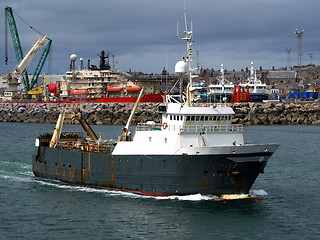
[250,62,257,93]
[177,4,197,106]
[220,64,225,93]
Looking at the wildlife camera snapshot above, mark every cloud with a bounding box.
[1,0,320,76]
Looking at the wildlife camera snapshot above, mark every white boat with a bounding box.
[240,62,269,102]
[208,64,234,102]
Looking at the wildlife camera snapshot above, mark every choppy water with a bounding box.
[0,123,319,239]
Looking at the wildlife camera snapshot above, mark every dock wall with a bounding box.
[0,102,320,125]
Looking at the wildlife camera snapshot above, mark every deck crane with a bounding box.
[4,6,52,92]
[2,35,48,101]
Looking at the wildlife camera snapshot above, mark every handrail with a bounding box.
[136,123,243,133]
[37,131,85,139]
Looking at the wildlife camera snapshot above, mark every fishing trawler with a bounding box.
[208,64,234,102]
[32,13,278,197]
[240,62,269,102]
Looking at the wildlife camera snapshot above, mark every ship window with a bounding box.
[229,115,232,120]
[170,115,172,120]
[174,115,176,121]
[200,116,204,121]
[213,116,217,121]
[186,116,190,121]
[209,116,213,121]
[204,116,209,121]
[191,116,195,121]
[217,116,220,121]
[196,116,200,121]
[165,138,167,143]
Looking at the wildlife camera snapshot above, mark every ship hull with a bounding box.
[250,93,269,102]
[4,93,163,104]
[32,146,275,196]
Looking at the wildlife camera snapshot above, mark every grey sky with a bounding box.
[1,0,319,75]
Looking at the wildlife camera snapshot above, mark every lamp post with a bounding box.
[286,48,291,69]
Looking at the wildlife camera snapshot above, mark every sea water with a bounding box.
[0,123,319,239]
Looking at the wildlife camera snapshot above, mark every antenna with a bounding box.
[177,1,198,106]
[184,0,188,33]
[177,20,179,38]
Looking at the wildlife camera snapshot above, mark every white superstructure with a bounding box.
[113,101,246,155]
[209,64,234,95]
[240,62,267,94]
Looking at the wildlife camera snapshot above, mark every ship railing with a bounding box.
[136,123,163,131]
[191,102,229,108]
[37,131,85,140]
[56,140,116,153]
[180,124,243,133]
[136,123,243,133]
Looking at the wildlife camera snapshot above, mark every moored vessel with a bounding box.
[208,64,234,102]
[239,62,269,102]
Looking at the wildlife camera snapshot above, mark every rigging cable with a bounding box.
[5,10,8,65]
[12,8,45,37]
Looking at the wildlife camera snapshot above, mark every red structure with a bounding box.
[231,85,252,103]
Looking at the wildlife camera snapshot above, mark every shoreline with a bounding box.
[0,102,319,125]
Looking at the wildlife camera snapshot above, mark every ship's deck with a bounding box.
[37,131,117,153]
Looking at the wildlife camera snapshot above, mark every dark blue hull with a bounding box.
[250,93,269,102]
[32,146,273,195]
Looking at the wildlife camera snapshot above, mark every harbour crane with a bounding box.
[2,35,48,101]
[4,6,52,92]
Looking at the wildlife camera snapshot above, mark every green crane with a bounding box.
[4,6,52,92]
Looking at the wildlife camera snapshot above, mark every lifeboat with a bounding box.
[126,86,142,92]
[70,89,89,95]
[107,87,123,92]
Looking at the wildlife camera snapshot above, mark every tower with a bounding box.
[286,48,291,69]
[294,29,304,68]
[308,53,313,65]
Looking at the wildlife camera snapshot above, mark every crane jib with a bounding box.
[4,6,52,92]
